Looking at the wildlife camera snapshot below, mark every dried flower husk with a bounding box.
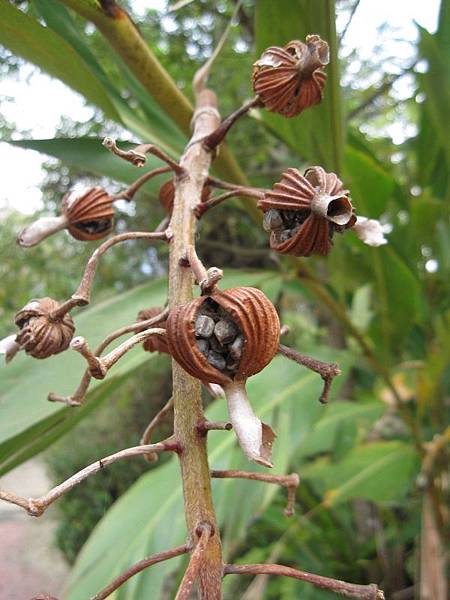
[252,36,329,117]
[14,297,75,359]
[166,287,280,467]
[137,307,169,354]
[62,186,114,241]
[258,166,356,257]
[159,179,210,214]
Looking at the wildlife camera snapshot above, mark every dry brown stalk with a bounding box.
[174,523,213,600]
[211,470,300,517]
[140,396,175,462]
[0,439,178,517]
[91,544,190,600]
[223,564,385,599]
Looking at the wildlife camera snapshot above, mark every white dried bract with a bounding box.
[0,334,21,363]
[17,215,68,248]
[353,216,388,247]
[223,381,276,468]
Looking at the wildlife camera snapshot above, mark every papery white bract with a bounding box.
[353,216,388,247]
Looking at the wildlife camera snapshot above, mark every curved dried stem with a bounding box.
[184,244,223,294]
[203,96,262,151]
[140,396,174,462]
[73,231,169,305]
[48,308,169,406]
[223,564,384,599]
[195,186,265,218]
[174,522,213,600]
[278,344,341,404]
[211,470,299,517]
[103,137,185,176]
[91,544,190,600]
[111,165,172,202]
[71,327,166,379]
[0,439,178,517]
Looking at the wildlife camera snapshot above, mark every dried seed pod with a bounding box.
[62,186,114,241]
[137,307,169,354]
[159,179,210,214]
[252,36,329,118]
[17,187,114,247]
[14,298,75,359]
[258,166,356,257]
[166,287,280,467]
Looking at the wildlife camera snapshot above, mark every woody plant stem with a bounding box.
[168,85,223,595]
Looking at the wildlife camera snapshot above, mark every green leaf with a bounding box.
[0,0,119,121]
[255,0,343,172]
[303,441,419,506]
[0,270,280,475]
[65,348,348,599]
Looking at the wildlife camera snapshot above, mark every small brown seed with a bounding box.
[229,335,244,360]
[195,314,215,338]
[263,209,283,232]
[207,351,226,371]
[209,335,225,354]
[214,319,238,345]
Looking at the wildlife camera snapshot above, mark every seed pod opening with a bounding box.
[62,187,114,241]
[258,166,356,257]
[252,36,329,118]
[14,297,75,359]
[166,287,280,466]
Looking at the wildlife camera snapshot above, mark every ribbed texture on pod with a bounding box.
[252,36,329,118]
[159,179,210,215]
[62,187,114,241]
[14,297,75,359]
[166,287,280,385]
[137,307,169,354]
[258,166,356,257]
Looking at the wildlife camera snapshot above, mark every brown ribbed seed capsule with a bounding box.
[166,287,280,467]
[252,35,329,118]
[257,166,356,257]
[14,298,75,359]
[62,186,114,241]
[136,307,169,354]
[159,179,210,214]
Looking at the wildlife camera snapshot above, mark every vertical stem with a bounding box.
[168,88,223,598]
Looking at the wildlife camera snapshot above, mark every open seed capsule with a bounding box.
[166,287,280,467]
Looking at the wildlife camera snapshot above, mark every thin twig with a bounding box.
[195,186,264,217]
[203,96,262,151]
[197,421,232,435]
[72,231,169,305]
[184,245,223,294]
[211,470,299,517]
[111,165,172,201]
[0,439,178,517]
[91,544,190,600]
[48,308,169,406]
[339,0,361,43]
[103,137,185,176]
[71,327,166,379]
[174,522,213,600]
[278,344,341,404]
[223,564,385,599]
[140,396,175,462]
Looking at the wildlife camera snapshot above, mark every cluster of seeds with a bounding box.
[72,218,112,236]
[263,208,343,243]
[195,298,244,377]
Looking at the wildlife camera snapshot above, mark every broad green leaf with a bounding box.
[9,138,167,190]
[0,270,280,474]
[303,441,418,506]
[255,0,343,172]
[0,0,119,121]
[65,348,348,599]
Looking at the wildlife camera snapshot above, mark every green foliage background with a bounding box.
[0,1,448,598]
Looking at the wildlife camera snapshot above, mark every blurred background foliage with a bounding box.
[0,0,448,599]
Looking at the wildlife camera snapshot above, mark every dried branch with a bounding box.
[195,186,264,218]
[91,544,190,600]
[203,97,261,151]
[48,308,169,406]
[278,344,341,404]
[184,244,223,294]
[174,522,213,600]
[72,230,170,305]
[103,137,185,176]
[71,327,166,379]
[223,564,384,599]
[0,439,178,517]
[211,470,299,517]
[111,165,172,201]
[197,421,232,435]
[140,396,174,462]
